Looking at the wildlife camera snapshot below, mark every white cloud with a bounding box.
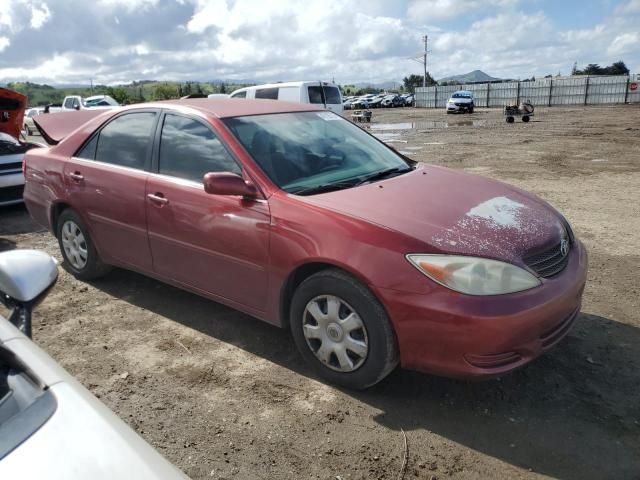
[0,0,638,85]
[615,0,640,14]
[407,0,519,20]
[0,53,72,79]
[608,32,639,56]
[97,0,159,10]
[30,2,51,29]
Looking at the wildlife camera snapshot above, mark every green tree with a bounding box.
[106,87,129,105]
[403,72,436,92]
[573,61,629,76]
[152,83,179,100]
[219,83,227,94]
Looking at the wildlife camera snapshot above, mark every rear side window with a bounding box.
[93,112,157,169]
[76,135,98,160]
[307,86,323,104]
[159,114,241,182]
[255,88,279,100]
[63,98,75,109]
[231,91,247,98]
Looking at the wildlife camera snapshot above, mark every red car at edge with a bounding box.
[23,99,588,389]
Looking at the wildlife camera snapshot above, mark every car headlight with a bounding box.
[406,254,541,295]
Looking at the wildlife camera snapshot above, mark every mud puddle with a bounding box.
[371,119,487,130]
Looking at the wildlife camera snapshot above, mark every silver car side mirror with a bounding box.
[0,250,58,338]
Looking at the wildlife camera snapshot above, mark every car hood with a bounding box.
[300,164,565,264]
[0,88,27,139]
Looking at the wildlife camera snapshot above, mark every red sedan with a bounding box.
[24,99,587,389]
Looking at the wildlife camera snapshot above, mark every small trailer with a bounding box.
[351,109,372,123]
[504,101,534,123]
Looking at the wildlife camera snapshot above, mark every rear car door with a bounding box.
[64,110,158,272]
[146,112,270,311]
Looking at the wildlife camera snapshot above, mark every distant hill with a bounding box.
[438,70,501,84]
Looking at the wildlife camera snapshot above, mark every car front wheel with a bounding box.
[290,269,398,389]
[56,209,111,280]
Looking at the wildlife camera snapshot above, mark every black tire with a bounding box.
[522,115,530,123]
[506,116,515,123]
[469,107,474,114]
[290,269,399,389]
[56,209,111,280]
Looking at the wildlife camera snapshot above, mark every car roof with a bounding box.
[155,98,325,118]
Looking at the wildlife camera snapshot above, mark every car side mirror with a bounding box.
[203,172,257,198]
[0,250,58,338]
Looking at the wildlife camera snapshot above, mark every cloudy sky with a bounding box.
[0,0,638,85]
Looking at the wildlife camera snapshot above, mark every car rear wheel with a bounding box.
[56,209,111,280]
[290,269,398,389]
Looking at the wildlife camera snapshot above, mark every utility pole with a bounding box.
[423,35,428,88]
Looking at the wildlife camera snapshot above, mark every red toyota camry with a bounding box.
[24,99,587,389]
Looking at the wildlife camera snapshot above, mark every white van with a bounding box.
[229,81,343,113]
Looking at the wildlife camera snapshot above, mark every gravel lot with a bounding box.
[2,105,639,479]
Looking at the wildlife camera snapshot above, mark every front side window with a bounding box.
[231,91,247,99]
[323,86,341,104]
[224,111,411,194]
[158,114,241,182]
[92,112,157,169]
[63,98,75,109]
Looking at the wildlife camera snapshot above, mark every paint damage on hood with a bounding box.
[302,164,565,265]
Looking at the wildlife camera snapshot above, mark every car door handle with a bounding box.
[147,193,169,206]
[68,171,84,182]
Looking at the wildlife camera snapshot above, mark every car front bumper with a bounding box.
[0,172,25,206]
[374,240,588,378]
[446,104,473,112]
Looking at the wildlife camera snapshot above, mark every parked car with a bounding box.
[381,95,403,108]
[368,95,386,108]
[402,94,414,106]
[0,249,187,479]
[229,81,343,113]
[446,90,475,113]
[1,88,43,206]
[351,94,376,109]
[23,107,44,136]
[25,98,587,389]
[61,95,119,111]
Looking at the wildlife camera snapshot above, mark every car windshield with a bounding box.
[452,92,472,99]
[224,111,412,194]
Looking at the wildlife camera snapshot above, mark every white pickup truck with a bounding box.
[61,95,119,111]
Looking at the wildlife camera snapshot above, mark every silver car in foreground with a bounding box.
[0,250,186,479]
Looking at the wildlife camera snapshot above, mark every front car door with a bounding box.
[145,112,270,312]
[64,110,158,272]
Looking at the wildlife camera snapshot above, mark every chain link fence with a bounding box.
[415,75,640,108]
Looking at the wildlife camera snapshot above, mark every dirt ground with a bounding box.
[2,105,640,479]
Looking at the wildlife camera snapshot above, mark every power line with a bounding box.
[408,34,430,87]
